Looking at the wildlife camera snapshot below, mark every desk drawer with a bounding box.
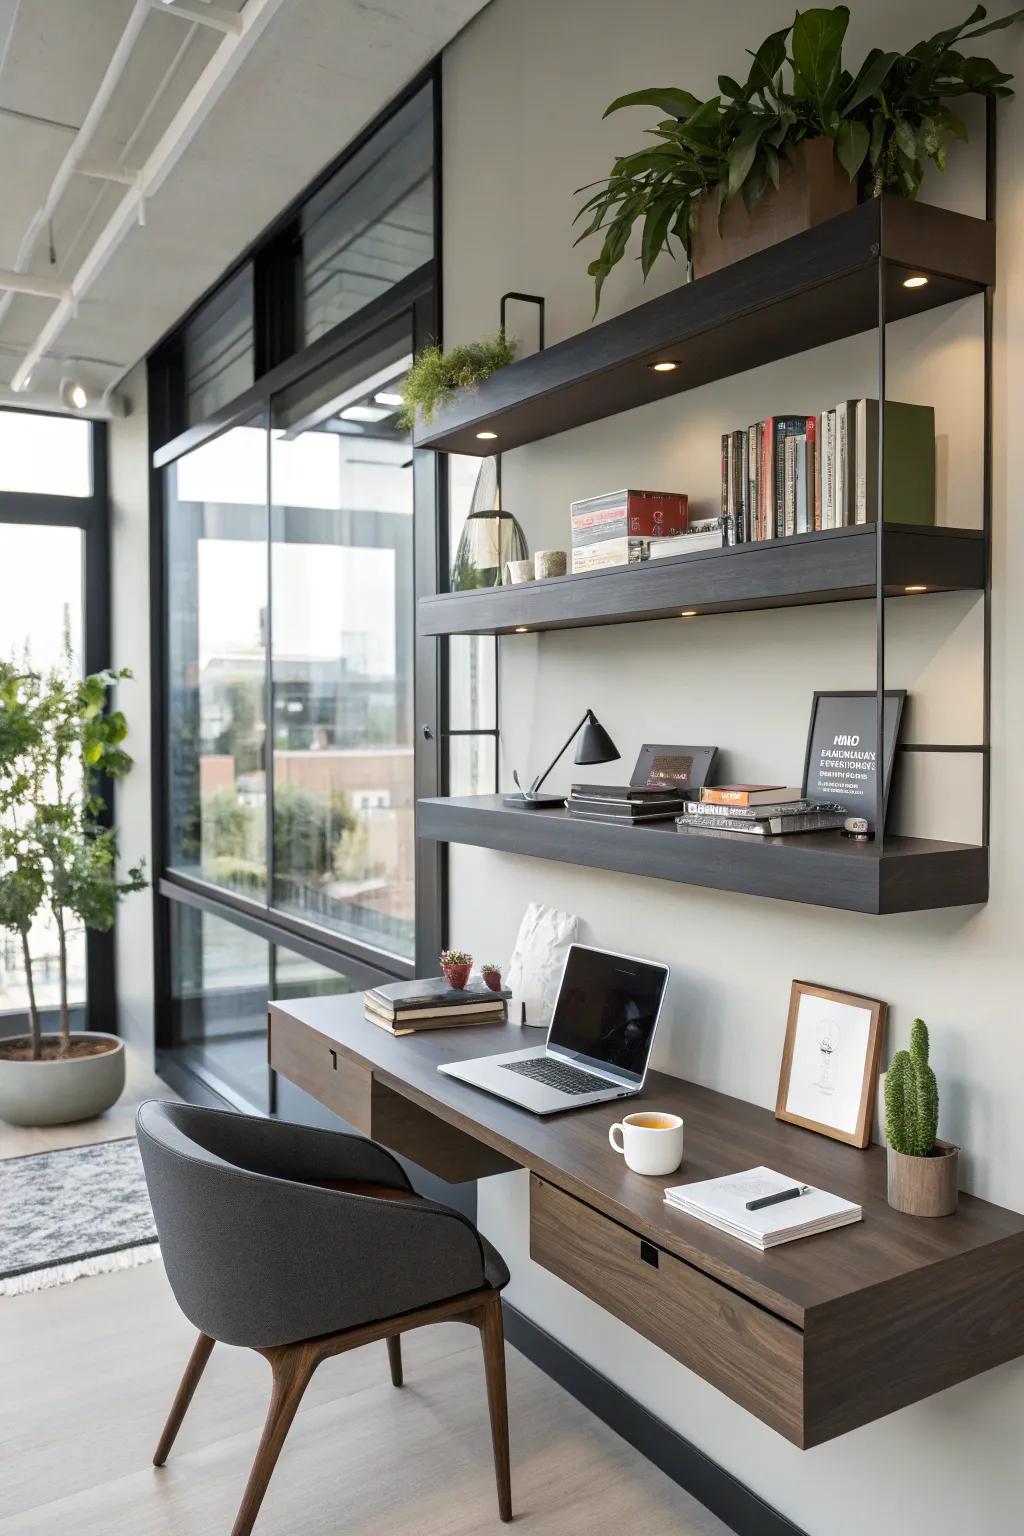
[269,1011,373,1133]
[530,1174,806,1445]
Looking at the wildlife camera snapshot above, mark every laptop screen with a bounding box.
[547,945,669,1084]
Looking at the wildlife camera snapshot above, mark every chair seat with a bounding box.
[480,1232,511,1291]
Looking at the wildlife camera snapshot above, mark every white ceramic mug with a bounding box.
[608,1111,684,1176]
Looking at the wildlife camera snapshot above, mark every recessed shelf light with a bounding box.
[649,360,680,373]
[904,584,928,593]
[680,609,698,618]
[477,430,498,440]
[903,275,929,289]
[340,404,391,422]
[374,391,404,407]
[514,625,529,633]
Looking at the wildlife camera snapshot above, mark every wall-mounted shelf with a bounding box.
[413,197,994,456]
[417,523,984,638]
[418,796,988,915]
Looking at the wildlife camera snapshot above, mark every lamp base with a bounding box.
[501,792,566,810]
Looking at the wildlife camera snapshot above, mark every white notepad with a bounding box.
[664,1166,862,1250]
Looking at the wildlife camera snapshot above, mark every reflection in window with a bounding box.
[301,85,433,345]
[270,328,415,958]
[0,522,86,1015]
[447,454,498,796]
[183,267,255,426]
[165,422,268,896]
[0,410,92,496]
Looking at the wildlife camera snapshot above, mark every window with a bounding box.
[300,84,433,345]
[183,266,255,425]
[0,409,107,1031]
[165,418,269,895]
[447,455,499,796]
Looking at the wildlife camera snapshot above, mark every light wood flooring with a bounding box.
[0,1045,175,1160]
[0,1258,730,1536]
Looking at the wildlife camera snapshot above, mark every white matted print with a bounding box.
[776,982,886,1148]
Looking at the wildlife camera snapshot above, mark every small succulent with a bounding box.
[440,949,473,967]
[481,962,501,974]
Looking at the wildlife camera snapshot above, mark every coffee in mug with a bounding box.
[608,1110,684,1176]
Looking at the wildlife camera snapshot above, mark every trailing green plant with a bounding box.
[0,632,146,1060]
[399,332,517,428]
[576,4,1022,311]
[884,1017,940,1157]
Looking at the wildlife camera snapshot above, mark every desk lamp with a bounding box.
[504,709,619,809]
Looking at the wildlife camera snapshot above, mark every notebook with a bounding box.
[663,1167,862,1250]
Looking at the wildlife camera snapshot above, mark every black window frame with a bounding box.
[147,65,446,1111]
[0,407,113,1038]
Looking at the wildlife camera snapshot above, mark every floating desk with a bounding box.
[269,994,1024,1449]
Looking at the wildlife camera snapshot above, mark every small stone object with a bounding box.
[505,559,534,584]
[534,550,567,579]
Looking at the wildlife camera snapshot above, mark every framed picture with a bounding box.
[776,981,887,1148]
[801,690,906,832]
[630,744,717,796]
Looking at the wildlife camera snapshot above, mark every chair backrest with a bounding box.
[136,1099,487,1349]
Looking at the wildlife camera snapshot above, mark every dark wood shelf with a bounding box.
[418,796,988,915]
[418,523,984,637]
[413,197,993,456]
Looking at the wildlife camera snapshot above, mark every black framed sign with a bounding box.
[630,744,718,797]
[801,691,906,830]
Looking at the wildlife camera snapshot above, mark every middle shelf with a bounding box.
[417,523,985,638]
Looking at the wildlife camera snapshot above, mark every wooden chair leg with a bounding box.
[477,1295,512,1523]
[154,1332,215,1467]
[230,1342,319,1536]
[386,1333,403,1388]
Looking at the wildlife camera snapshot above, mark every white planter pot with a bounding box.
[0,1032,125,1126]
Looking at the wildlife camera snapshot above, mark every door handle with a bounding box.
[329,1049,338,1071]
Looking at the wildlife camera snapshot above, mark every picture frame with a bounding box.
[629,743,717,797]
[801,690,906,831]
[776,980,887,1148]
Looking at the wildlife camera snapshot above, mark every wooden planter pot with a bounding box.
[692,137,857,280]
[887,1140,960,1217]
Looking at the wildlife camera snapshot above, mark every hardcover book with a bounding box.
[700,785,803,806]
[854,400,935,525]
[367,977,511,1014]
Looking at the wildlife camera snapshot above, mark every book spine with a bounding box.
[700,788,762,805]
[682,815,771,834]
[761,419,773,541]
[774,417,787,539]
[720,433,728,523]
[735,429,747,543]
[784,434,797,538]
[807,416,818,532]
[747,424,759,542]
[824,410,835,529]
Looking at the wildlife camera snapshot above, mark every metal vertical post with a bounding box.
[981,96,995,848]
[874,251,887,847]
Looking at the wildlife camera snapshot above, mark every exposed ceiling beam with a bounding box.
[10,0,291,394]
[159,2,243,35]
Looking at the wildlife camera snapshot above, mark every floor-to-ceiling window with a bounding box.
[150,73,442,1112]
[0,408,111,1036]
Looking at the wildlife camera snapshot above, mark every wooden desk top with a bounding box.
[270,994,1024,1330]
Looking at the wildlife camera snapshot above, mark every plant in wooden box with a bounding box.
[884,1018,958,1217]
[0,639,146,1126]
[577,4,1022,310]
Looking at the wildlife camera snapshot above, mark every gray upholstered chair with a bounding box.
[137,1099,512,1536]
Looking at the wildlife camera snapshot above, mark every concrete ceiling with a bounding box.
[0,0,488,412]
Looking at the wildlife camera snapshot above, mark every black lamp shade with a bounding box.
[574,712,619,766]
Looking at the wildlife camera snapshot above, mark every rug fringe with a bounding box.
[0,1242,161,1298]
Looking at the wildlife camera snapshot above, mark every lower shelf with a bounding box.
[417,796,989,915]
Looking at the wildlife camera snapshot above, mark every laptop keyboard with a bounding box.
[500,1057,615,1095]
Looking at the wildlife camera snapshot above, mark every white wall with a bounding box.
[108,362,154,1051]
[443,3,1024,1531]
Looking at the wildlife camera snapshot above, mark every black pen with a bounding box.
[746,1184,811,1212]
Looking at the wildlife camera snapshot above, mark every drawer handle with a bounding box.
[329,1049,338,1071]
[639,1240,659,1269]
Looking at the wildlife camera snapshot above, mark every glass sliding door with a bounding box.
[270,322,416,959]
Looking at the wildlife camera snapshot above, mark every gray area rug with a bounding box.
[0,1136,159,1297]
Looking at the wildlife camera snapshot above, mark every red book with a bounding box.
[700,784,803,807]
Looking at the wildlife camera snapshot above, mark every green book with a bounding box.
[855,400,935,526]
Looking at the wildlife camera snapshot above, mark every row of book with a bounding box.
[365,975,510,1036]
[565,782,691,824]
[676,784,847,838]
[720,399,934,545]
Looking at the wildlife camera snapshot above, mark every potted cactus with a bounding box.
[440,949,473,990]
[884,1018,958,1217]
[480,963,503,993]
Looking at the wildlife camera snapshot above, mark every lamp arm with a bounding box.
[530,711,593,795]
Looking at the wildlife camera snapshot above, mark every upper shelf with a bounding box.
[413,197,994,456]
[417,523,985,638]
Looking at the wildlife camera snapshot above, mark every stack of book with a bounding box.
[365,977,510,1036]
[570,488,690,573]
[720,399,934,543]
[566,783,691,825]
[647,517,729,558]
[677,784,847,838]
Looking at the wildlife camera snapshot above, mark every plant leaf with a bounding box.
[835,118,870,179]
[641,195,679,276]
[842,48,900,112]
[962,6,1024,39]
[727,119,768,195]
[745,26,790,93]
[604,87,702,120]
[791,6,850,105]
[718,73,746,100]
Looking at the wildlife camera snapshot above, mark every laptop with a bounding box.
[437,944,669,1114]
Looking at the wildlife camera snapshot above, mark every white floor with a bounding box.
[0,1044,175,1160]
